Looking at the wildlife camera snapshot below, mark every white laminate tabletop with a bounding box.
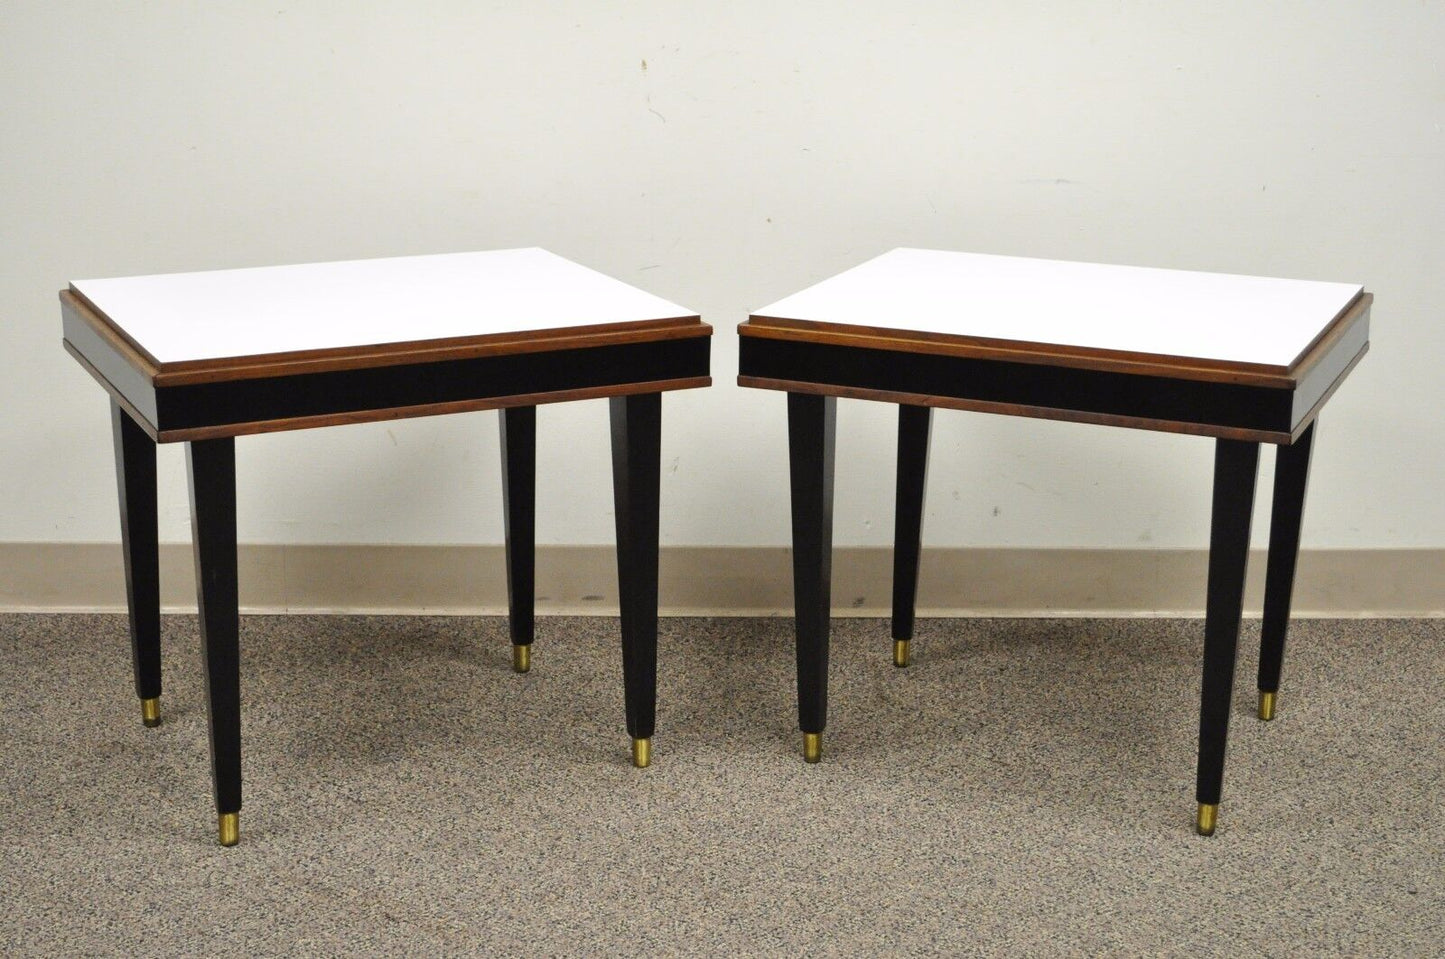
[72,248,697,364]
[751,249,1364,368]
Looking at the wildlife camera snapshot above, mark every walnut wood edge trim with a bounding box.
[60,290,163,381]
[62,340,160,440]
[63,287,709,387]
[741,318,1293,388]
[153,376,711,443]
[745,290,1371,386]
[1283,291,1371,384]
[736,375,1292,444]
[1289,342,1369,443]
[153,317,711,387]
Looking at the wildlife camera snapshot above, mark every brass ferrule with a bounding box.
[631,737,651,768]
[218,812,239,847]
[1196,803,1218,837]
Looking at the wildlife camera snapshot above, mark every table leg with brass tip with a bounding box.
[612,395,660,778]
[892,404,930,673]
[1258,423,1312,732]
[803,732,822,763]
[217,812,239,847]
[1196,803,1218,836]
[1194,440,1256,843]
[140,697,161,728]
[512,644,531,674]
[631,737,651,768]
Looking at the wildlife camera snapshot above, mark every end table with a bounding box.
[63,247,711,845]
[739,248,1369,836]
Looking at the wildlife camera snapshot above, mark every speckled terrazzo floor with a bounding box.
[1,613,1441,956]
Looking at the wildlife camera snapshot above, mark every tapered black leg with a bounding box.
[111,402,162,726]
[891,404,932,667]
[1257,422,1316,721]
[610,393,661,767]
[1195,438,1260,835]
[501,406,537,674]
[787,393,836,762]
[187,438,241,846]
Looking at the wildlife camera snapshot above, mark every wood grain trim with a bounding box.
[737,375,1293,444]
[1289,343,1369,443]
[60,290,162,380]
[64,286,709,387]
[744,290,1371,389]
[62,341,160,440]
[1283,292,1371,383]
[154,376,711,443]
[741,319,1292,387]
[153,319,712,387]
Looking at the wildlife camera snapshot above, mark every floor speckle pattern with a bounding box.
[2,614,1441,956]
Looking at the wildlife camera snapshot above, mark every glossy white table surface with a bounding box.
[752,248,1363,369]
[73,248,696,364]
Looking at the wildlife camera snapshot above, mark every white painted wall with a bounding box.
[2,2,1440,550]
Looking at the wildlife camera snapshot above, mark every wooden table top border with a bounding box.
[741,290,1371,389]
[62,288,710,387]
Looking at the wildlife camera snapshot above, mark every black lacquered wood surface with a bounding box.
[188,437,242,816]
[1258,422,1316,700]
[610,393,662,742]
[787,393,837,736]
[891,405,932,649]
[501,406,537,652]
[112,402,162,705]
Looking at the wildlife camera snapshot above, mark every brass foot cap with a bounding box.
[631,737,651,768]
[803,732,822,764]
[141,697,161,728]
[893,639,911,668]
[1196,803,1218,837]
[218,812,239,847]
[512,644,531,674]
[1258,690,1277,722]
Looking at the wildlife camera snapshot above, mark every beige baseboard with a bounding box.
[1,543,1440,616]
